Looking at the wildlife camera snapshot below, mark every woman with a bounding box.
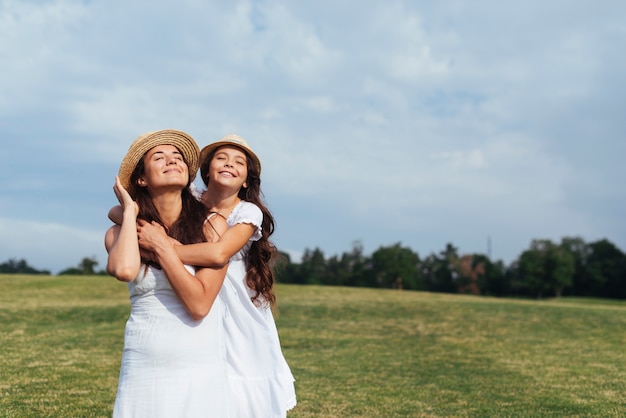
[139,134,297,417]
[105,129,231,417]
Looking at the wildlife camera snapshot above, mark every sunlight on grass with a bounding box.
[2,276,626,417]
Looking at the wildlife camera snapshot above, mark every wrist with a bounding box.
[123,209,137,219]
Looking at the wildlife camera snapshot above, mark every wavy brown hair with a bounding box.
[204,147,277,306]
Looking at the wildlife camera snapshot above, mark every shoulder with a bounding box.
[233,201,262,222]
[231,201,263,241]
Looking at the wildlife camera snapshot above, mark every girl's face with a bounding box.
[138,144,189,190]
[206,145,248,190]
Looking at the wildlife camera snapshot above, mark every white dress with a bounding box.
[220,201,297,417]
[113,265,231,418]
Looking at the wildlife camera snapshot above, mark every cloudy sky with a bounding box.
[1,0,624,274]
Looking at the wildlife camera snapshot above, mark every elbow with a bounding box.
[189,311,208,321]
[214,249,231,267]
[189,307,209,321]
[188,302,215,321]
[107,263,138,282]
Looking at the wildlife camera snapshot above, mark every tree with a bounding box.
[560,236,593,296]
[421,243,460,293]
[58,257,100,275]
[547,245,575,298]
[471,254,508,296]
[299,247,327,285]
[342,241,370,287]
[518,240,575,298]
[326,253,356,286]
[272,251,295,284]
[369,243,421,290]
[518,245,549,298]
[0,258,50,275]
[586,239,626,299]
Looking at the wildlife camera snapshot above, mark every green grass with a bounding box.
[1,275,626,417]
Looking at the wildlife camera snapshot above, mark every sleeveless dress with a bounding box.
[220,201,297,417]
[113,264,231,418]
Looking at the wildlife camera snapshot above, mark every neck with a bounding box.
[152,190,183,227]
[201,185,241,218]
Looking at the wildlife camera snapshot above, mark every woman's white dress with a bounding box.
[113,265,230,418]
[220,201,297,417]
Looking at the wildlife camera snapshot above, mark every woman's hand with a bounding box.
[113,176,139,217]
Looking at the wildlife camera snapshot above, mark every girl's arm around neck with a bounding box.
[152,238,227,320]
[174,222,255,267]
[139,217,230,320]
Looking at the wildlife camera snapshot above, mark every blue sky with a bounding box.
[1,0,624,274]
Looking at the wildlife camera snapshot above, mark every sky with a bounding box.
[1,0,625,274]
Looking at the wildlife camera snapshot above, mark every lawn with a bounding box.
[1,275,625,417]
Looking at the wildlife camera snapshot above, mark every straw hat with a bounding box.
[199,134,261,185]
[118,129,200,196]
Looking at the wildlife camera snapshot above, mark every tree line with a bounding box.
[0,257,105,276]
[2,236,625,299]
[274,237,626,299]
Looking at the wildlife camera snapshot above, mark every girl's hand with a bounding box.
[137,219,170,253]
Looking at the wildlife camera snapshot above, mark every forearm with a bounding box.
[175,242,230,267]
[154,244,225,320]
[173,223,254,267]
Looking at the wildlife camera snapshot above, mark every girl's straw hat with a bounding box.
[118,129,200,196]
[199,134,261,184]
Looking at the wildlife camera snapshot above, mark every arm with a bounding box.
[137,217,229,320]
[108,205,123,225]
[172,222,255,267]
[104,177,141,282]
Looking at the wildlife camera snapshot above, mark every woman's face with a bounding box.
[206,145,248,190]
[138,144,189,190]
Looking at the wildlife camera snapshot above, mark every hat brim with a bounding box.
[118,129,200,197]
[199,136,261,185]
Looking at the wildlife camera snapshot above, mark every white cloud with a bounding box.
[431,149,486,171]
[0,0,624,271]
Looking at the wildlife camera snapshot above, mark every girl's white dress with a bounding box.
[113,265,230,418]
[220,201,297,417]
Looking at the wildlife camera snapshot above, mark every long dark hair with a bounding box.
[130,154,209,265]
[205,147,277,306]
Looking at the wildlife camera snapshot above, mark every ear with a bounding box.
[242,181,248,189]
[137,177,147,187]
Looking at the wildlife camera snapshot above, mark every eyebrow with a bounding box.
[215,150,246,160]
[150,150,183,157]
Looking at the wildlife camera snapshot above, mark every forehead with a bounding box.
[214,145,247,159]
[146,144,181,156]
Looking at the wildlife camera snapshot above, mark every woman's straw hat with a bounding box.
[199,134,261,184]
[118,129,200,196]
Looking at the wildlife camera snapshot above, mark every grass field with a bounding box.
[1,275,625,417]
